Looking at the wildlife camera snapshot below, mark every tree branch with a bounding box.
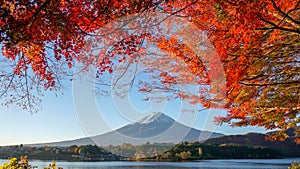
[259,17,300,34]
[270,0,300,26]
[28,0,52,26]
[239,80,300,86]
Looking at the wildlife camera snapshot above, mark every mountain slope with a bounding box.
[31,112,223,146]
[203,131,300,157]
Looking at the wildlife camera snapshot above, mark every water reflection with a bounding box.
[1,158,299,169]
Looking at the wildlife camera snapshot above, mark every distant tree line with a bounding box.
[105,142,174,159]
[0,144,121,161]
[0,142,287,161]
[153,142,283,161]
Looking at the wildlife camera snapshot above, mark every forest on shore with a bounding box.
[0,141,297,162]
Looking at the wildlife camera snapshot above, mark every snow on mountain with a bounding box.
[136,112,174,125]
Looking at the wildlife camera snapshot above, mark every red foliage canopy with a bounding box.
[0,0,299,141]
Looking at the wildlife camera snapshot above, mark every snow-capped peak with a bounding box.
[136,112,174,125]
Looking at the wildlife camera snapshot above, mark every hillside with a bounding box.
[203,132,300,157]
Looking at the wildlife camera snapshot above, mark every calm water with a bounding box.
[1,158,299,169]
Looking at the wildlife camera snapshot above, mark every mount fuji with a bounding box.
[31,112,224,146]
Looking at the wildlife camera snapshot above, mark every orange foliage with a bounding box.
[0,0,299,140]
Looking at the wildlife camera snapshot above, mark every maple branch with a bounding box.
[0,73,15,98]
[75,0,156,37]
[76,0,200,37]
[24,62,32,110]
[44,54,64,88]
[170,0,200,15]
[270,0,300,26]
[111,59,133,92]
[259,17,300,34]
[239,80,300,86]
[28,0,52,26]
[254,107,300,113]
[95,37,145,96]
[243,70,300,82]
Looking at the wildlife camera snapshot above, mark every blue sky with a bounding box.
[0,73,268,146]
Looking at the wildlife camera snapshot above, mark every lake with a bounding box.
[1,158,299,169]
